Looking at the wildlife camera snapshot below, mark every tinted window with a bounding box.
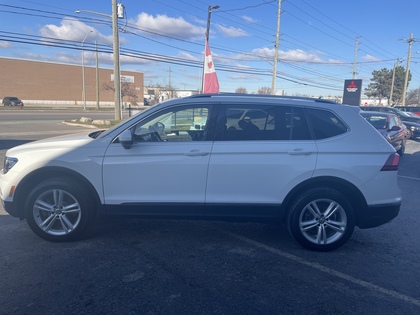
[307,108,348,139]
[220,105,311,141]
[278,107,311,140]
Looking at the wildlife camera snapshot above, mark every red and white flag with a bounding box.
[203,39,219,94]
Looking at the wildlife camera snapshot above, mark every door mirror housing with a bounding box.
[118,129,133,149]
[389,125,401,132]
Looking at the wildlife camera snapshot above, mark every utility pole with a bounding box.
[168,67,172,98]
[271,0,282,95]
[112,0,122,120]
[389,59,399,106]
[95,41,100,110]
[352,36,359,79]
[400,33,419,105]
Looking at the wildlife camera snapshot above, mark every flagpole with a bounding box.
[201,37,206,93]
[201,5,220,93]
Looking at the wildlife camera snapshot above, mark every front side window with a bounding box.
[131,105,211,142]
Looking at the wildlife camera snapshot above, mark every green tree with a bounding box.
[364,66,410,105]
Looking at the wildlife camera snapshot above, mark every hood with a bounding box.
[401,116,420,124]
[6,131,96,157]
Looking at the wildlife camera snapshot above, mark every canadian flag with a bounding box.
[203,39,219,93]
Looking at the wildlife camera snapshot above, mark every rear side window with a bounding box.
[307,108,348,139]
[219,105,311,141]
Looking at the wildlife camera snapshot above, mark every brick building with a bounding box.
[0,57,144,107]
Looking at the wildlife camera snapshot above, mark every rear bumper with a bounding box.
[357,202,401,229]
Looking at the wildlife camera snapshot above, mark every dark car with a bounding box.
[360,111,407,155]
[2,96,24,107]
[402,120,420,139]
[360,106,420,124]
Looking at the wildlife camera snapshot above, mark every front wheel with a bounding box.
[25,177,96,242]
[288,188,355,251]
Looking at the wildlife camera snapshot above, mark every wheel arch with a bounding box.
[14,166,101,219]
[279,176,367,226]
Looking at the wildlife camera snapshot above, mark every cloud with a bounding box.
[217,25,249,37]
[129,13,205,40]
[247,47,324,63]
[0,41,12,48]
[40,19,113,45]
[241,16,258,23]
[179,51,200,62]
[361,54,381,62]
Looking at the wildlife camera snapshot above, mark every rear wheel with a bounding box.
[288,188,355,251]
[397,142,405,156]
[25,177,96,242]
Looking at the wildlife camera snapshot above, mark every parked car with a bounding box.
[360,105,420,124]
[401,120,420,139]
[360,111,407,155]
[2,96,24,107]
[0,94,401,251]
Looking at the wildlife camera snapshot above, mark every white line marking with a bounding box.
[398,175,420,181]
[226,232,420,308]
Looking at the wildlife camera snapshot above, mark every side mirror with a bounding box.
[118,129,133,149]
[389,126,401,132]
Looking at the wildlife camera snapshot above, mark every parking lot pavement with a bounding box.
[1,139,420,313]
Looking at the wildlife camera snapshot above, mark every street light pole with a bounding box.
[201,4,219,93]
[81,31,92,111]
[76,1,123,120]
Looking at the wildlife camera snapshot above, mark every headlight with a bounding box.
[3,157,18,174]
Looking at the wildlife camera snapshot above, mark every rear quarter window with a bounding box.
[307,108,348,139]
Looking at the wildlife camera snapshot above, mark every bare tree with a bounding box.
[257,86,272,95]
[406,88,420,105]
[102,81,139,105]
[235,87,248,94]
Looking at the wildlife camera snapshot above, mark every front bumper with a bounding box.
[357,202,401,229]
[1,199,21,218]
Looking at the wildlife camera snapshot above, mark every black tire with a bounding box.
[25,177,96,242]
[397,142,405,156]
[288,188,355,251]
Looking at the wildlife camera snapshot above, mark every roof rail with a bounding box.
[187,93,338,104]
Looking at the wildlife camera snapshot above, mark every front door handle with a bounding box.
[288,149,313,155]
[185,150,210,156]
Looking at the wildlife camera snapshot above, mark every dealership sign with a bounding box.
[342,79,362,106]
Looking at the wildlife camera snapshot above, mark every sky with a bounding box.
[0,0,420,98]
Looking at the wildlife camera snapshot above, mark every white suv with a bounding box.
[0,94,401,251]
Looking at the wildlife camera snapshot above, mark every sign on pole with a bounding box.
[342,79,362,106]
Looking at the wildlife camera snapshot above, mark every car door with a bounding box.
[102,104,215,214]
[388,115,404,148]
[205,104,317,217]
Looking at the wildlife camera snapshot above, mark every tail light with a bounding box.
[380,153,399,171]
